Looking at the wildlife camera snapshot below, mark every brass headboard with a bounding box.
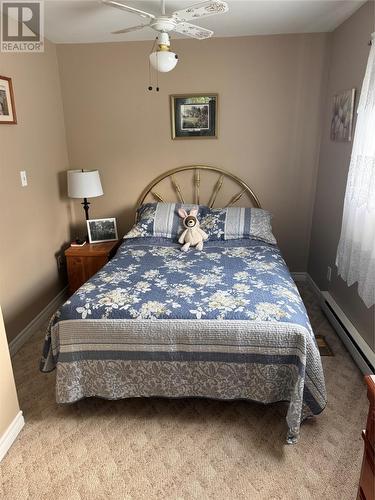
[136,165,261,210]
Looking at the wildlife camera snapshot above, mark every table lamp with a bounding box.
[67,169,103,220]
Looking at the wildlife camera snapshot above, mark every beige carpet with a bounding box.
[0,284,368,500]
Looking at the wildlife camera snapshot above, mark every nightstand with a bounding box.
[65,240,121,295]
[357,375,375,500]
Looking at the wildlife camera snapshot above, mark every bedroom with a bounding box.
[0,0,374,498]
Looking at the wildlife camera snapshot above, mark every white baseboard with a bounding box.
[9,286,68,357]
[291,272,320,299]
[0,411,24,462]
[321,291,374,374]
[305,274,321,299]
[292,272,373,374]
[291,272,307,282]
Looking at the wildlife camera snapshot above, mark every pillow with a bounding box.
[124,203,191,240]
[222,207,277,245]
[124,203,276,245]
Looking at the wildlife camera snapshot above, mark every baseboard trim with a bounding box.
[292,272,374,374]
[291,272,321,299]
[305,274,321,299]
[321,291,374,374]
[0,411,24,462]
[9,286,68,357]
[291,272,307,282]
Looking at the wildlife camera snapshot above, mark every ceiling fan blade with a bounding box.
[174,22,213,40]
[111,24,149,34]
[102,0,155,20]
[172,1,228,22]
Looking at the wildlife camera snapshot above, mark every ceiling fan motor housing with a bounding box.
[157,31,171,48]
[151,17,177,33]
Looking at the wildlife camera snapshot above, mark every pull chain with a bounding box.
[156,52,159,91]
[148,57,153,91]
[148,36,160,92]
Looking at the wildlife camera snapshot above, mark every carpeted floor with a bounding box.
[0,284,368,500]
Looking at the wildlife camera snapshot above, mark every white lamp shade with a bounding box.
[149,51,178,73]
[67,170,104,199]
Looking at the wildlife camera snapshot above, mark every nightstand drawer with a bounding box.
[66,255,107,294]
[66,256,85,294]
[65,240,120,295]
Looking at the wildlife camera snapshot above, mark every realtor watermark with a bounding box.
[1,1,44,52]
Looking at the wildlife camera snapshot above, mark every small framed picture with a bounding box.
[87,218,118,243]
[170,94,218,139]
[0,75,17,124]
[330,88,356,142]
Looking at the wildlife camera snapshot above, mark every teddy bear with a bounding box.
[178,207,208,252]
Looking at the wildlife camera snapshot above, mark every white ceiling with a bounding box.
[44,0,366,44]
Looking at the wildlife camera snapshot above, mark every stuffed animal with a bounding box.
[178,207,208,252]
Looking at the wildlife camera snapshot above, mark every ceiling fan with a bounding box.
[102,0,229,72]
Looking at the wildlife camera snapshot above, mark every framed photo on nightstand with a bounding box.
[87,218,118,244]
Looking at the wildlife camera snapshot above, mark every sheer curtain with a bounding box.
[336,33,375,308]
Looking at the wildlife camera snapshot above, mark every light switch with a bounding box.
[20,170,28,187]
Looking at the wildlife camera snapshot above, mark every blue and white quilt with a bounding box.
[41,238,327,443]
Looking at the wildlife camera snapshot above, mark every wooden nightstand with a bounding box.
[65,240,121,295]
[357,375,375,500]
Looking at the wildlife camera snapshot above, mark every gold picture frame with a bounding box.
[170,94,218,140]
[0,75,17,125]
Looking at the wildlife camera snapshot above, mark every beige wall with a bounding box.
[0,306,20,437]
[3,20,370,349]
[309,1,375,350]
[57,33,328,272]
[0,36,71,342]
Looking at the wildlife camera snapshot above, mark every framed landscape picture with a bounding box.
[87,218,118,244]
[0,75,17,124]
[330,88,356,142]
[170,94,218,139]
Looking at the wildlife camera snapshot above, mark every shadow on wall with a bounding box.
[5,276,66,343]
[5,172,76,342]
[116,206,136,238]
[3,171,76,342]
[70,207,135,240]
[69,205,135,241]
[57,170,78,238]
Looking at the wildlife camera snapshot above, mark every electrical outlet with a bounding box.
[327,266,332,282]
[20,170,28,187]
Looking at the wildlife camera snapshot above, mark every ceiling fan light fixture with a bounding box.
[149,50,178,72]
[149,32,178,72]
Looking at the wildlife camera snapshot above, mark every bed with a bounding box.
[40,165,327,444]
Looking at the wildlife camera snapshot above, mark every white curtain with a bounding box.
[336,33,375,308]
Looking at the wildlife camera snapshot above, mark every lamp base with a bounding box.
[82,198,90,220]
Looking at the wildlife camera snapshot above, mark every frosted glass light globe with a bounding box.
[149,51,178,73]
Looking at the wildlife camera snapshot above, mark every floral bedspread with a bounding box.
[50,239,311,323]
[41,238,327,443]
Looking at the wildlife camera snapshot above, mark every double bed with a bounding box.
[40,165,327,444]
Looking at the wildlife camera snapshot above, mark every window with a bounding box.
[336,34,375,308]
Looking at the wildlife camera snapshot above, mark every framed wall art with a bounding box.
[170,94,218,139]
[0,75,17,125]
[330,88,356,142]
